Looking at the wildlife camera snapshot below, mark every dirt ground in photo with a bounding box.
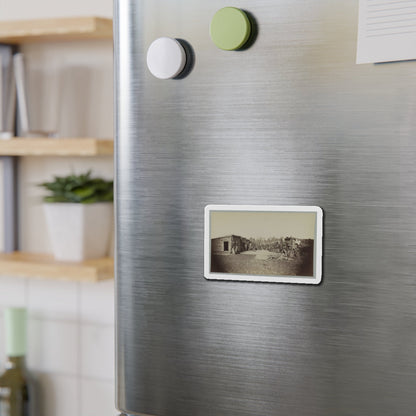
[211,247,314,277]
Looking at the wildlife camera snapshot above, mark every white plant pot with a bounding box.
[43,202,113,262]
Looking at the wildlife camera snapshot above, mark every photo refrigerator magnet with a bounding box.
[204,205,323,284]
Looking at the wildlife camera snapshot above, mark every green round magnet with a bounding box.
[210,7,251,51]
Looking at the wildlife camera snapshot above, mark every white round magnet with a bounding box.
[146,37,187,80]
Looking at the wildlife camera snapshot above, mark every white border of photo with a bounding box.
[204,205,323,285]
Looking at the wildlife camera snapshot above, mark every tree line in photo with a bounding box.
[247,237,314,259]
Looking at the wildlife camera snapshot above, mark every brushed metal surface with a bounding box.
[114,0,416,415]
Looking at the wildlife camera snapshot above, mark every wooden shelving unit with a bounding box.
[0,252,114,282]
[0,17,112,44]
[0,138,113,156]
[0,17,115,282]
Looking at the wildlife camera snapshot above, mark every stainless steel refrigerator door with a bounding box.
[114,0,416,415]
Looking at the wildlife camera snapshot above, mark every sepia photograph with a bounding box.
[204,205,323,284]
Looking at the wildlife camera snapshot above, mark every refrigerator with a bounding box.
[114,1,416,415]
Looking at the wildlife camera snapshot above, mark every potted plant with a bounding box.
[39,171,113,262]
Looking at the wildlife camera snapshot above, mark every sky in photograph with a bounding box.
[210,211,316,240]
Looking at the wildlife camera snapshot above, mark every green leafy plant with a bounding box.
[39,171,113,204]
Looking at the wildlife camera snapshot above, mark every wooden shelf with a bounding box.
[0,17,112,44]
[0,252,113,282]
[0,137,113,156]
[0,17,114,283]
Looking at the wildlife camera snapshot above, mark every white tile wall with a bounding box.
[0,279,116,416]
[0,167,3,253]
[80,280,115,325]
[27,318,79,375]
[80,379,116,416]
[0,314,4,361]
[0,276,27,308]
[28,279,78,320]
[80,324,115,381]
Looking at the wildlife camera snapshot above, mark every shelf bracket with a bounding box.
[1,156,18,252]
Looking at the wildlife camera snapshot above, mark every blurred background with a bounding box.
[0,0,115,415]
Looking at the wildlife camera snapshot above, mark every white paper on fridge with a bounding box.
[357,0,416,64]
